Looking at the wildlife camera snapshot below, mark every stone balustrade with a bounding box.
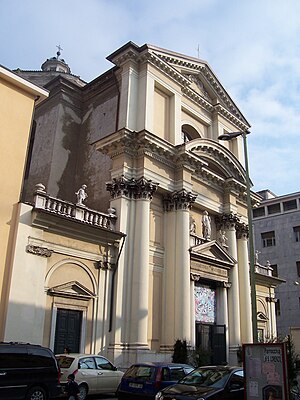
[33,183,116,230]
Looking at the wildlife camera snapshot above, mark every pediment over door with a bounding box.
[48,281,96,300]
[190,240,236,283]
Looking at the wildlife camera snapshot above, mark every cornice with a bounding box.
[95,130,253,196]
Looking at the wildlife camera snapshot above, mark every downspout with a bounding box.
[109,235,126,332]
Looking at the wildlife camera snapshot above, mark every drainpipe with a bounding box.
[109,235,126,332]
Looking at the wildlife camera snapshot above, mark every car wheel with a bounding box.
[78,384,88,400]
[26,386,47,400]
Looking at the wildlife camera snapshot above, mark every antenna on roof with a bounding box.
[56,44,63,59]
[197,44,200,59]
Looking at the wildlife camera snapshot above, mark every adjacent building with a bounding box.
[2,42,283,368]
[0,66,48,340]
[253,190,300,345]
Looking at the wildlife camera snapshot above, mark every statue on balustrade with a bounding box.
[75,184,88,206]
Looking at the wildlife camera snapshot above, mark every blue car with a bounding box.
[116,362,194,399]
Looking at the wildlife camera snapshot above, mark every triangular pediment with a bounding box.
[190,240,237,267]
[181,73,212,101]
[48,281,95,299]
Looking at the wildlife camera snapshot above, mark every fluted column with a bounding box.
[219,213,241,363]
[236,223,253,343]
[174,190,197,341]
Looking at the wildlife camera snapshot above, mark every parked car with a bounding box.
[116,362,194,399]
[56,353,123,400]
[155,365,244,400]
[0,341,61,400]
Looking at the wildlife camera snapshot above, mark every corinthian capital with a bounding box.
[164,189,197,211]
[215,212,240,230]
[236,222,249,239]
[106,175,158,200]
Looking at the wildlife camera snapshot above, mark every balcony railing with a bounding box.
[33,183,117,230]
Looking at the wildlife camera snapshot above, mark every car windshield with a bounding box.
[56,356,74,369]
[180,368,231,389]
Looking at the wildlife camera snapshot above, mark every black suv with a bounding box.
[0,342,61,400]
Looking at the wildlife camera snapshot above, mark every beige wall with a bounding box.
[0,67,48,340]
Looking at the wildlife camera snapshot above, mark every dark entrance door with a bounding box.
[195,323,226,365]
[54,308,82,354]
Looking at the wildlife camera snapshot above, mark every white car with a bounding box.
[56,353,123,400]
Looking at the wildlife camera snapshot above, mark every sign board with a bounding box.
[243,343,289,400]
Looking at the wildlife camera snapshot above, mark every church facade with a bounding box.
[4,42,282,367]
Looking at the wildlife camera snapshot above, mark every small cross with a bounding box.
[197,44,200,59]
[56,44,63,58]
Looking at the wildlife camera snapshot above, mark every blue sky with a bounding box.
[1,0,299,196]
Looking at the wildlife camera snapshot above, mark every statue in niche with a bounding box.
[202,211,211,240]
[218,230,228,247]
[75,184,88,205]
[190,217,196,234]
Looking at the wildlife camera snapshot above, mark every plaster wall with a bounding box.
[4,204,48,344]
[0,71,47,340]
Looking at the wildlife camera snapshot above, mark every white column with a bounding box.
[190,280,195,347]
[129,178,158,349]
[237,226,253,343]
[130,197,151,348]
[223,215,241,363]
[161,203,176,351]
[267,295,277,338]
[174,190,196,342]
[216,283,229,363]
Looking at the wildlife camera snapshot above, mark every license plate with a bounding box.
[129,383,143,388]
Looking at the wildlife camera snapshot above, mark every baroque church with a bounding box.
[2,42,283,367]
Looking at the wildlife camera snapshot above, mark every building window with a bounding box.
[267,203,281,215]
[283,199,297,211]
[297,262,300,277]
[253,207,265,218]
[271,264,278,277]
[294,227,300,242]
[275,299,280,317]
[261,231,276,247]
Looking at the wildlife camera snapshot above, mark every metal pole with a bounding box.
[242,132,258,342]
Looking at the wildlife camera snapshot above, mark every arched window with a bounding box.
[181,124,200,143]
